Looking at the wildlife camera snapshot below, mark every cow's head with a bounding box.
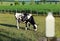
[15,13,24,22]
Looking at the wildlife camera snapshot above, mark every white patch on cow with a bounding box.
[27,14,32,19]
[15,13,21,17]
[34,24,37,31]
[34,24,37,28]
[15,13,24,19]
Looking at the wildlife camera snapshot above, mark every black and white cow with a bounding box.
[15,13,37,31]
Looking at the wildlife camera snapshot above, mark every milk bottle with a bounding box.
[46,12,55,37]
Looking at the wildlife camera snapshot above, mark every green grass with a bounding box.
[0,13,60,41]
[0,4,60,12]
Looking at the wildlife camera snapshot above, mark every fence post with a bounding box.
[36,10,38,16]
[30,10,32,14]
[59,11,60,16]
[16,9,17,13]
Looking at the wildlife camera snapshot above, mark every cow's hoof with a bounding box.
[17,28,19,30]
[25,27,27,30]
[17,27,19,29]
[34,29,37,31]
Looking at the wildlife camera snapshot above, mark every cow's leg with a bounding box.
[25,22,30,30]
[27,22,30,27]
[16,19,19,29]
[33,24,37,31]
[25,22,28,30]
[28,23,30,27]
[29,16,37,31]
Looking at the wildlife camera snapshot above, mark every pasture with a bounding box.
[0,13,60,41]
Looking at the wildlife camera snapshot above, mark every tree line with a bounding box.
[0,0,60,5]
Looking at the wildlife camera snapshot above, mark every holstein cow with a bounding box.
[15,13,37,31]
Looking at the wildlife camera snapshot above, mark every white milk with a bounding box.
[46,12,55,37]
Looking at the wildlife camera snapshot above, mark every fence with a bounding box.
[0,9,60,16]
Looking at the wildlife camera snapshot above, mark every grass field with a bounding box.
[0,13,60,41]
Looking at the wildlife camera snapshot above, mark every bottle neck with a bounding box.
[48,12,53,16]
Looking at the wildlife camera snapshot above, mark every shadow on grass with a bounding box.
[0,23,31,30]
[0,33,32,41]
[0,23,16,27]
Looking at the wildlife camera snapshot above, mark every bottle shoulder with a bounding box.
[46,15,55,20]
